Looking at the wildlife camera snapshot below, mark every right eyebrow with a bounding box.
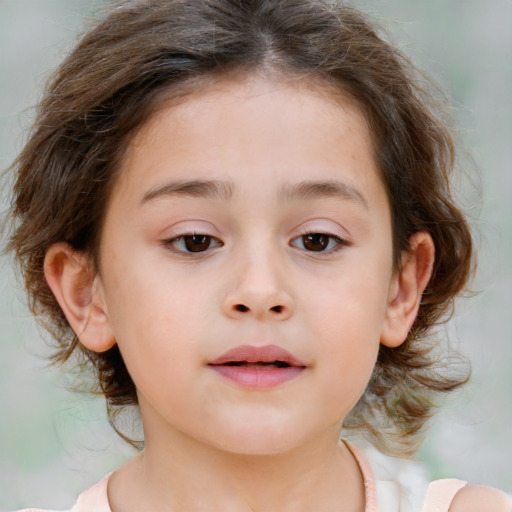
[278,180,368,209]
[140,179,234,205]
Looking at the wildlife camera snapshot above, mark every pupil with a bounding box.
[304,233,328,251]
[184,235,210,252]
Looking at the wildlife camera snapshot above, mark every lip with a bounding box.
[208,344,307,391]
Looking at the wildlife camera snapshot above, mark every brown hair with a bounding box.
[6,0,473,455]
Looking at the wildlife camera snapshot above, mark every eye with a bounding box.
[164,234,223,254]
[290,232,345,253]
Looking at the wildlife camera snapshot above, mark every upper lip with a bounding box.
[209,344,307,367]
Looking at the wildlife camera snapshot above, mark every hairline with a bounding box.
[92,67,389,267]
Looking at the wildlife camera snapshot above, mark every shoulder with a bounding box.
[450,484,512,512]
[15,509,67,512]
[14,472,112,512]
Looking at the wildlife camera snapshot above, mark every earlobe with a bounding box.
[44,242,116,353]
[381,232,435,348]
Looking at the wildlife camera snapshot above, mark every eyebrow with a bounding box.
[140,179,234,205]
[140,178,367,209]
[278,180,368,208]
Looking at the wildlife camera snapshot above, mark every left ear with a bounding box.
[381,231,435,348]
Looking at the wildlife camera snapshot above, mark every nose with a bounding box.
[222,253,295,322]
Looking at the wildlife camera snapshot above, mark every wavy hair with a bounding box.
[7,0,473,455]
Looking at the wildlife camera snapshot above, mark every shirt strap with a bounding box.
[70,472,112,512]
[344,441,379,512]
[421,478,467,512]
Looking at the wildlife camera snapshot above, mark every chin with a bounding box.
[204,419,314,457]
[217,439,302,457]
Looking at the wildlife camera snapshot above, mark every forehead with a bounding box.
[110,75,385,216]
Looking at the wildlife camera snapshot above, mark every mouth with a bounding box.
[208,344,306,390]
[223,360,292,368]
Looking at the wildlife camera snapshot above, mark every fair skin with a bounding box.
[44,76,509,512]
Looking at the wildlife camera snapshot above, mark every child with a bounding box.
[5,0,511,510]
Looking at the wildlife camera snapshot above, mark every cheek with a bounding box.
[305,260,391,343]
[303,261,391,393]
[314,296,381,376]
[101,257,210,369]
[105,287,204,412]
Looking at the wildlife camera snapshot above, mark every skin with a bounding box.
[450,486,512,512]
[45,75,438,511]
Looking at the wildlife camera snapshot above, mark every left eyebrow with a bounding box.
[139,178,368,209]
[140,179,234,205]
[278,180,368,209]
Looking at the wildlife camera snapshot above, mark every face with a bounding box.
[95,76,398,455]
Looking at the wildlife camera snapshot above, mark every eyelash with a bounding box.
[162,233,223,255]
[162,231,348,256]
[290,231,348,254]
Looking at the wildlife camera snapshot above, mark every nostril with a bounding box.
[271,305,284,313]
[235,304,249,312]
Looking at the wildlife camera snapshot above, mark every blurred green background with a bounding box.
[1,0,511,508]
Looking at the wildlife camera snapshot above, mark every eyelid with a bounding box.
[291,218,351,245]
[290,230,349,254]
[161,232,224,256]
[158,218,221,244]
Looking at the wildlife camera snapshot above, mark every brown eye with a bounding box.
[183,234,212,252]
[290,232,345,253]
[302,233,330,252]
[166,234,222,254]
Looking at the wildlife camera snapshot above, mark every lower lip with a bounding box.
[210,365,305,390]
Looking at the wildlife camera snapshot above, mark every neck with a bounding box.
[108,424,365,512]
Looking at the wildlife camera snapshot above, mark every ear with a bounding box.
[44,242,116,353]
[380,232,435,348]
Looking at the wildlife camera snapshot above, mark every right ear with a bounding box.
[44,242,116,353]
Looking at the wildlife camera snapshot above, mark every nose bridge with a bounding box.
[222,233,294,320]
